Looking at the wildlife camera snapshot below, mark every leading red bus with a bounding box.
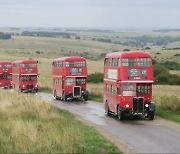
[103,51,155,120]
[12,59,38,93]
[52,56,88,101]
[0,61,12,88]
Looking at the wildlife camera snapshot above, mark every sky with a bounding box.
[0,0,180,29]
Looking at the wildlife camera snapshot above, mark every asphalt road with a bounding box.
[39,92,180,153]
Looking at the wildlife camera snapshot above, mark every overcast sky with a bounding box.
[0,0,180,29]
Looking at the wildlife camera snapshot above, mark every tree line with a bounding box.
[21,31,76,38]
[0,32,11,39]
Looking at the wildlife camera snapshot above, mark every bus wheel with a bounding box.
[83,94,88,101]
[54,90,58,100]
[148,111,155,120]
[62,92,67,101]
[105,102,110,116]
[117,106,123,120]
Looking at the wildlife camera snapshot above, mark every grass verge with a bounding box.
[154,95,180,123]
[155,107,180,123]
[89,93,103,103]
[0,89,120,153]
[38,86,52,93]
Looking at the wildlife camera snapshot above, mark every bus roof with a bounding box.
[0,61,12,64]
[105,50,152,58]
[53,56,86,62]
[13,59,37,64]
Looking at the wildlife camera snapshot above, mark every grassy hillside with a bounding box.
[0,89,120,153]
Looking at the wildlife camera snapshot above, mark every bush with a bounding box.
[154,64,169,77]
[88,73,103,83]
[154,63,180,85]
[0,32,11,39]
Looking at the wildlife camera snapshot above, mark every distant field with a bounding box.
[170,70,180,77]
[0,34,179,89]
[0,36,119,59]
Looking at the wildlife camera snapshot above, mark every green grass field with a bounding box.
[0,89,120,153]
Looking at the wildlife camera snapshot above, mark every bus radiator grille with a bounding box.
[73,86,81,97]
[26,85,33,90]
[132,97,144,114]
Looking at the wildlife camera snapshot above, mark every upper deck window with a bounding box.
[122,58,136,66]
[65,61,86,67]
[137,58,151,66]
[20,64,37,68]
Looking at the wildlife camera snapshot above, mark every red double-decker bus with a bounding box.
[52,56,88,101]
[12,59,38,93]
[103,50,155,120]
[0,61,12,88]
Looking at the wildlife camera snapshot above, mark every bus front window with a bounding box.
[21,75,29,81]
[122,83,136,96]
[65,78,75,86]
[30,75,37,81]
[76,78,86,85]
[137,84,151,94]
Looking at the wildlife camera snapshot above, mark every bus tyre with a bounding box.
[148,111,155,120]
[117,106,123,120]
[105,102,110,116]
[62,92,67,101]
[83,94,88,101]
[54,90,58,100]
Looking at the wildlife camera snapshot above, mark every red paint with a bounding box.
[12,59,38,92]
[103,51,154,116]
[52,56,88,100]
[0,61,12,88]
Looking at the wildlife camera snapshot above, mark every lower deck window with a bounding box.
[65,78,75,86]
[122,83,136,96]
[137,85,150,94]
[0,74,12,79]
[76,78,86,85]
[21,75,37,81]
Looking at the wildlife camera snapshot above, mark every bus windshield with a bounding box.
[21,75,37,81]
[0,74,12,79]
[122,83,136,96]
[76,78,86,85]
[65,78,75,85]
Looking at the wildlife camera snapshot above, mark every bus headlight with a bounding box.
[145,104,149,108]
[22,85,25,88]
[82,90,84,94]
[125,104,129,108]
